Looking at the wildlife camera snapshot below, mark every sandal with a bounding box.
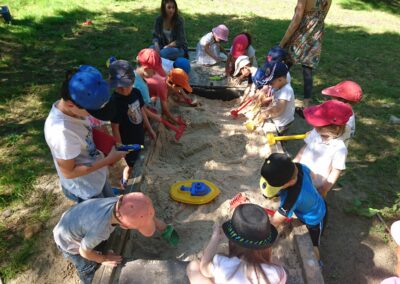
[229,193,250,209]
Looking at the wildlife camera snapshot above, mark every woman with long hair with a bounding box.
[152,0,188,60]
[186,204,287,284]
[280,0,332,106]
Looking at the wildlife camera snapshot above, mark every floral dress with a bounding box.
[287,0,329,68]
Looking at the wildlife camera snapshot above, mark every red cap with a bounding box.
[137,48,166,77]
[168,68,192,93]
[231,34,249,58]
[304,100,353,127]
[322,81,362,103]
[116,192,156,237]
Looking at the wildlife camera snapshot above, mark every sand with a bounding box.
[120,98,305,283]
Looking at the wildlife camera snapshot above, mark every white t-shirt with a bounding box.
[161,58,174,75]
[212,255,287,284]
[300,129,348,188]
[196,32,220,65]
[44,102,107,199]
[342,112,355,145]
[271,83,295,128]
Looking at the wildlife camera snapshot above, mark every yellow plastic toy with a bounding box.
[170,180,221,205]
[266,132,308,145]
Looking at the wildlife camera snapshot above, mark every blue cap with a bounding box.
[173,57,191,75]
[253,62,288,89]
[109,60,135,88]
[68,66,110,111]
[266,46,287,63]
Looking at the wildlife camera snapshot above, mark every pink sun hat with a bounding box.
[212,24,229,42]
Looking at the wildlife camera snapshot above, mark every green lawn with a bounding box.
[0,0,399,280]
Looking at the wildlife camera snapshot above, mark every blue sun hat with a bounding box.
[68,65,114,120]
[173,57,191,75]
[253,62,289,89]
[266,46,287,63]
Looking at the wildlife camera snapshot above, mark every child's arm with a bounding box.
[111,122,122,145]
[270,211,288,227]
[141,106,157,140]
[318,168,341,198]
[266,99,288,118]
[218,43,229,56]
[200,223,223,278]
[204,42,220,62]
[79,247,122,267]
[225,54,234,76]
[161,100,180,125]
[56,148,127,179]
[293,145,306,163]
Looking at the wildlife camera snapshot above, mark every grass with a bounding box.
[0,0,399,281]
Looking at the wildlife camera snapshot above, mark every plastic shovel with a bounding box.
[266,132,307,145]
[230,98,253,118]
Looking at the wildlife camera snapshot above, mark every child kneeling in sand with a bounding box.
[293,100,353,197]
[187,203,287,284]
[166,68,198,106]
[196,24,229,65]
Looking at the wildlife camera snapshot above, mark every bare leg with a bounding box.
[186,260,214,284]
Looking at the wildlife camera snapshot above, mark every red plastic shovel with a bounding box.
[264,208,292,222]
[160,117,186,141]
[230,98,253,118]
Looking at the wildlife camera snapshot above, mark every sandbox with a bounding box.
[93,96,324,283]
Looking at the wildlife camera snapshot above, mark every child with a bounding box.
[255,62,295,134]
[226,33,257,76]
[108,60,156,189]
[44,65,127,203]
[233,55,258,104]
[137,48,182,126]
[293,100,353,197]
[54,192,175,284]
[162,56,191,75]
[196,24,229,65]
[186,203,287,284]
[322,80,363,142]
[266,46,292,83]
[166,68,198,106]
[260,153,327,260]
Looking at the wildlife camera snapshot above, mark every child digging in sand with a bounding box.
[196,24,229,66]
[260,153,327,261]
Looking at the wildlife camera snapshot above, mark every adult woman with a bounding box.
[152,0,188,60]
[186,204,287,284]
[280,0,332,106]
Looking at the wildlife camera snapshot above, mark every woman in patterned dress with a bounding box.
[280,0,332,106]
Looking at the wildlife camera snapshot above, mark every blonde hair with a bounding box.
[316,124,346,139]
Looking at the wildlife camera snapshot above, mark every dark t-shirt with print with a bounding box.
[111,88,145,145]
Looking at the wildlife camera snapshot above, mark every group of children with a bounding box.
[44,19,366,283]
[191,25,366,284]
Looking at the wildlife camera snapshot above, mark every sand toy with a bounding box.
[266,132,307,145]
[170,180,221,205]
[230,98,254,118]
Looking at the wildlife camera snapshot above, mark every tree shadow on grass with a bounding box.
[0,7,399,282]
[339,0,400,16]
